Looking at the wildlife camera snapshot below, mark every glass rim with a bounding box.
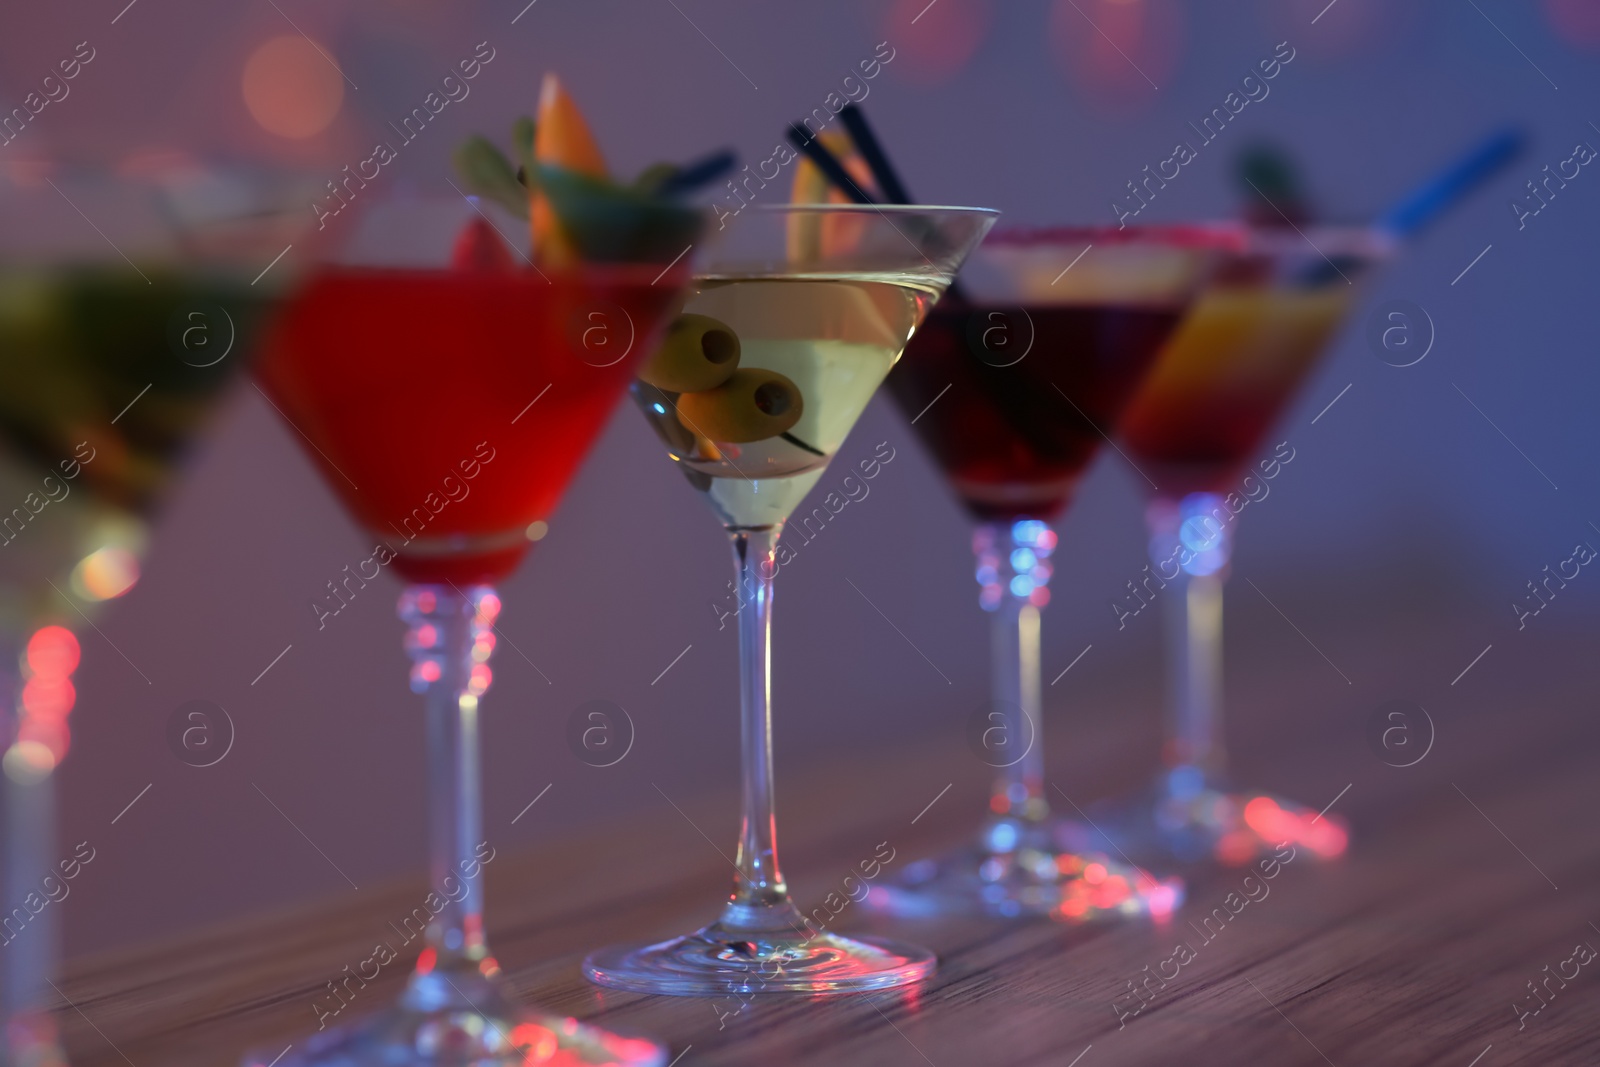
[299,261,688,284]
[1233,223,1396,258]
[743,203,1001,218]
[984,223,1246,250]
[1117,219,1392,257]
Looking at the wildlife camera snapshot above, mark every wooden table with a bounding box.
[54,607,1600,1066]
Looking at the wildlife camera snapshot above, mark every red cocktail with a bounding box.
[251,175,695,1067]
[262,266,679,584]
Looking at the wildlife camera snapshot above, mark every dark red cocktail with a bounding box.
[889,303,1182,521]
[872,226,1235,922]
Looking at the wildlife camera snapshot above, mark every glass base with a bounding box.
[864,818,1183,922]
[242,970,666,1067]
[1090,776,1350,867]
[3,1012,67,1067]
[583,921,935,996]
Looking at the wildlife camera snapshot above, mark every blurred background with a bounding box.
[2,0,1597,959]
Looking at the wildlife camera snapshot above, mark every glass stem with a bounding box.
[1167,571,1225,782]
[1150,494,1232,790]
[2,769,56,1049]
[398,584,502,1008]
[976,521,1057,825]
[1,629,66,1063]
[991,593,1045,818]
[719,525,801,935]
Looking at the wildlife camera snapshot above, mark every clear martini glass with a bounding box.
[868,225,1239,921]
[245,192,694,1067]
[1101,225,1391,866]
[582,203,996,995]
[0,164,303,1067]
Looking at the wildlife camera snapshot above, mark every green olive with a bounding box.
[675,368,803,444]
[638,314,741,393]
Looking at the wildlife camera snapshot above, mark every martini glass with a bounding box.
[868,226,1238,921]
[245,195,692,1067]
[1104,226,1391,866]
[582,203,995,995]
[0,166,300,1066]
[0,266,264,1064]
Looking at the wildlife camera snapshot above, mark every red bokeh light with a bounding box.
[241,35,344,140]
[22,678,75,719]
[27,626,80,679]
[477,593,502,623]
[1049,0,1185,112]
[884,0,995,86]
[1544,0,1600,49]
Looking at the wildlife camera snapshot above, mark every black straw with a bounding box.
[838,105,971,303]
[785,125,879,205]
[838,105,913,205]
[785,111,970,304]
[658,149,738,198]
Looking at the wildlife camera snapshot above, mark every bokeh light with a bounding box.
[884,0,994,86]
[1145,881,1179,919]
[477,592,501,623]
[508,1022,558,1062]
[1544,0,1600,49]
[17,626,80,766]
[1257,0,1425,61]
[241,35,345,139]
[22,678,75,720]
[26,625,81,678]
[1049,0,1185,111]
[71,545,141,601]
[3,740,56,785]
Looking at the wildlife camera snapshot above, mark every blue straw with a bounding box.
[1293,126,1527,287]
[1375,126,1527,240]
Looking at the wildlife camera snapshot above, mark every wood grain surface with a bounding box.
[53,599,1600,1067]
